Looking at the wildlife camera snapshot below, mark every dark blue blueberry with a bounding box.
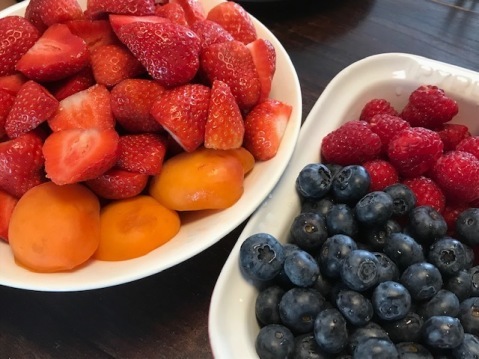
[311,268,333,299]
[354,191,394,226]
[451,333,479,359]
[293,333,331,359]
[317,234,358,279]
[313,308,348,354]
[400,262,443,301]
[383,232,425,271]
[428,237,468,276]
[255,285,285,326]
[417,289,460,319]
[335,289,373,326]
[353,337,399,358]
[255,324,294,359]
[290,212,328,252]
[360,219,402,251]
[383,183,416,217]
[469,266,479,297]
[381,311,424,343]
[301,197,334,218]
[464,243,475,269]
[456,208,479,246]
[348,322,390,354]
[325,163,343,178]
[340,249,379,292]
[407,206,447,245]
[331,165,370,204]
[373,252,400,282]
[395,342,432,359]
[283,249,320,287]
[458,297,479,336]
[240,233,285,282]
[296,163,333,199]
[325,203,358,237]
[445,269,473,302]
[372,281,411,321]
[422,315,464,349]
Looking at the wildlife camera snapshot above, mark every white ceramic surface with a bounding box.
[209,53,479,358]
[0,0,302,291]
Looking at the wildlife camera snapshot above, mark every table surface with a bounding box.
[1,0,479,358]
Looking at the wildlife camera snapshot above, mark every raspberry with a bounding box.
[400,85,458,128]
[387,127,443,178]
[456,136,479,160]
[362,159,399,192]
[402,176,446,213]
[320,121,382,165]
[435,123,471,151]
[359,99,398,123]
[442,202,470,236]
[369,114,410,154]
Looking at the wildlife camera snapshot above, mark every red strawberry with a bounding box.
[150,84,210,152]
[204,80,244,150]
[320,121,382,165]
[243,98,292,161]
[201,40,261,111]
[369,114,410,154]
[108,14,168,34]
[110,79,165,133]
[43,127,119,185]
[0,89,16,138]
[435,123,471,151]
[90,44,145,87]
[190,19,234,50]
[0,132,45,198]
[362,159,399,192]
[25,0,83,30]
[16,23,89,82]
[456,136,479,160]
[48,66,96,101]
[387,127,444,178]
[116,21,201,88]
[402,176,446,213]
[155,3,188,26]
[86,0,155,19]
[206,2,257,45]
[0,189,17,242]
[401,85,458,128]
[85,168,149,200]
[65,19,120,52]
[247,38,276,102]
[48,84,114,131]
[117,133,167,175]
[359,98,399,123]
[170,0,206,26]
[430,150,479,204]
[0,73,28,95]
[0,16,40,76]
[5,80,59,138]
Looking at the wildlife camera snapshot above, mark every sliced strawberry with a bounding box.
[0,16,40,76]
[16,23,89,82]
[170,0,206,26]
[0,132,45,198]
[111,78,165,133]
[25,0,83,30]
[201,40,261,111]
[206,2,256,45]
[205,80,244,150]
[0,189,18,242]
[190,19,234,50]
[150,84,210,152]
[108,14,168,34]
[86,0,156,19]
[155,3,188,27]
[247,38,276,102]
[243,98,292,161]
[85,168,149,200]
[117,21,201,87]
[0,89,16,138]
[43,127,119,185]
[65,19,120,52]
[47,66,96,101]
[117,133,168,175]
[5,81,59,138]
[0,73,28,95]
[48,84,114,131]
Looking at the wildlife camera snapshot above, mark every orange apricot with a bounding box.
[8,182,101,272]
[223,147,255,174]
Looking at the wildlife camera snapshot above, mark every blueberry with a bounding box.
[353,337,399,358]
[335,289,373,326]
[383,183,416,217]
[381,311,424,343]
[348,322,390,353]
[255,324,295,359]
[464,243,475,269]
[360,219,402,251]
[469,266,479,297]
[445,269,473,302]
[422,315,464,349]
[293,332,331,359]
[395,342,433,359]
[417,289,460,319]
[301,197,334,218]
[354,191,394,226]
[239,233,285,282]
[331,165,370,203]
[456,208,479,246]
[311,268,333,299]
[407,206,447,245]
[255,285,285,326]
[296,163,333,199]
[400,262,443,301]
[340,249,380,291]
[290,212,328,252]
[458,297,479,336]
[325,203,358,237]
[373,252,400,282]
[372,281,411,321]
[317,234,358,279]
[325,163,343,178]
[428,237,468,277]
[313,308,348,354]
[283,249,320,287]
[451,333,479,359]
[383,232,425,271]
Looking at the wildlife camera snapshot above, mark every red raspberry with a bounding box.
[359,99,398,123]
[442,202,470,235]
[362,159,399,192]
[387,127,444,178]
[402,176,446,213]
[320,120,382,165]
[369,114,410,154]
[456,136,479,160]
[430,150,479,204]
[400,85,458,128]
[435,124,471,151]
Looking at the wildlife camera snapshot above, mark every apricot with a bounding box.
[149,147,245,211]
[94,195,180,261]
[8,182,101,272]
[223,147,255,175]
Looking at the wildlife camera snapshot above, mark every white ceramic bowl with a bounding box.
[209,53,479,358]
[0,0,301,291]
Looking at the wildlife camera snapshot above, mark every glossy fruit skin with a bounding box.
[400,262,443,301]
[373,251,400,282]
[317,234,358,279]
[428,237,468,276]
[383,183,416,217]
[383,232,425,271]
[340,249,380,292]
[372,280,411,321]
[313,308,348,354]
[422,315,464,349]
[417,289,460,319]
[353,337,399,358]
[444,269,473,302]
[381,311,424,343]
[295,163,333,199]
[326,203,358,238]
[354,191,394,226]
[335,289,373,326]
[451,333,479,359]
[289,212,328,253]
[407,206,448,245]
[348,321,390,353]
[331,165,370,203]
[458,297,479,336]
[255,324,294,359]
[469,266,479,297]
[255,285,285,326]
[283,250,319,288]
[456,208,479,246]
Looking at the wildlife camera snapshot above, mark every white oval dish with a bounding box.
[208,52,479,358]
[0,0,302,291]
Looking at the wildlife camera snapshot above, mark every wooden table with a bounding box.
[1,0,479,358]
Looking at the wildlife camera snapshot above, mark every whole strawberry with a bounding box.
[402,176,446,213]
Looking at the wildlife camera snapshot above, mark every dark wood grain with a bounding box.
[1,1,479,358]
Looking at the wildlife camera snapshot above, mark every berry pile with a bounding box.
[239,85,479,358]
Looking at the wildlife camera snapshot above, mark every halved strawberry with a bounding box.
[247,38,276,102]
[48,84,114,131]
[85,168,149,200]
[204,80,244,150]
[170,0,206,26]
[243,98,292,161]
[86,0,156,19]
[108,14,168,34]
[48,66,96,101]
[16,23,89,82]
[65,19,120,53]
[155,3,188,26]
[0,89,16,138]
[0,16,40,76]
[190,19,234,50]
[0,73,28,95]
[5,80,59,138]
[25,0,83,30]
[43,127,119,185]
[151,84,210,152]
[0,189,18,242]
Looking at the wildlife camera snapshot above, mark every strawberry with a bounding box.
[0,89,16,138]
[25,0,83,30]
[0,132,45,198]
[48,66,96,101]
[359,98,398,122]
[435,123,471,151]
[201,40,261,111]
[85,168,149,200]
[16,23,89,82]
[368,114,410,154]
[117,133,168,175]
[86,0,156,19]
[206,2,257,45]
[402,176,446,213]
[150,84,210,152]
[5,80,59,138]
[387,127,444,178]
[65,19,120,53]
[243,98,292,161]
[456,136,479,160]
[155,3,188,26]
[204,80,244,150]
[320,121,382,165]
[0,73,28,95]
[247,38,276,102]
[401,85,458,128]
[362,159,399,192]
[48,84,114,131]
[43,127,119,185]
[110,79,165,133]
[0,189,17,242]
[190,19,234,50]
[90,44,145,87]
[430,150,479,204]
[116,21,201,88]
[0,16,40,76]
[108,14,168,34]
[170,0,206,26]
